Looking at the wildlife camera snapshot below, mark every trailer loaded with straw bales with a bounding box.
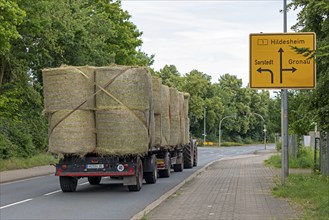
[43,65,197,192]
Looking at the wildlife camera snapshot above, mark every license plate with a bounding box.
[86,164,104,169]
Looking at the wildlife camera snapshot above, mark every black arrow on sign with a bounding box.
[257,67,274,84]
[279,48,297,84]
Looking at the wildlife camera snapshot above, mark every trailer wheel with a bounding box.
[144,155,157,184]
[158,152,170,178]
[60,176,78,192]
[88,177,102,185]
[193,146,198,167]
[128,157,143,191]
[183,144,194,169]
[174,152,184,172]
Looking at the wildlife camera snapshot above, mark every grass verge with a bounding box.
[0,153,58,171]
[272,174,329,220]
[265,147,314,169]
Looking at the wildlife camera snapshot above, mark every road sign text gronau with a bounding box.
[250,33,316,89]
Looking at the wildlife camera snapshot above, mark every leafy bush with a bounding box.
[265,146,314,169]
[243,137,253,144]
[0,134,18,159]
[0,117,36,158]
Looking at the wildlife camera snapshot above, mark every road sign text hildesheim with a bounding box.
[250,32,316,89]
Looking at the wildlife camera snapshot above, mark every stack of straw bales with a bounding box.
[43,66,96,155]
[161,85,170,147]
[43,65,190,156]
[152,78,162,146]
[183,93,190,144]
[179,92,186,145]
[95,66,151,155]
[169,88,180,146]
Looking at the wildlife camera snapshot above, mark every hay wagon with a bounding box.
[43,66,197,192]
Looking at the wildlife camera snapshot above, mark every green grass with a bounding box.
[265,147,314,169]
[272,174,329,220]
[0,153,58,171]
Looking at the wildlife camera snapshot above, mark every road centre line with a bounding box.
[0,199,33,210]
[79,182,89,186]
[44,190,62,196]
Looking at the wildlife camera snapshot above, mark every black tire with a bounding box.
[158,152,170,178]
[144,155,157,184]
[174,152,184,172]
[60,176,78,192]
[193,146,198,167]
[88,177,102,185]
[184,144,194,169]
[128,157,143,191]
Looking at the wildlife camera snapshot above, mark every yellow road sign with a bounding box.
[250,32,316,89]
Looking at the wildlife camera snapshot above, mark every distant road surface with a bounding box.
[0,144,273,220]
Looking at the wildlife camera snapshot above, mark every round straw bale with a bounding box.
[169,88,180,146]
[185,118,190,143]
[179,92,186,145]
[43,66,95,112]
[150,110,156,147]
[161,85,170,147]
[95,66,151,111]
[48,110,96,155]
[183,93,190,119]
[154,114,162,146]
[96,109,149,155]
[152,77,162,115]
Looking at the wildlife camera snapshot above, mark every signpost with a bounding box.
[249,3,316,184]
[250,32,316,89]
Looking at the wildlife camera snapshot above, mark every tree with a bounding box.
[0,0,25,87]
[0,0,152,159]
[289,0,329,131]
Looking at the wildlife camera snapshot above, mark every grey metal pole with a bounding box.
[281,0,289,185]
[204,107,206,143]
[264,123,267,150]
[218,115,236,147]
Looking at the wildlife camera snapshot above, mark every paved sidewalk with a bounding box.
[146,152,300,220]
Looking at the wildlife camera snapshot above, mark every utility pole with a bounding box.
[281,0,289,185]
[204,107,207,143]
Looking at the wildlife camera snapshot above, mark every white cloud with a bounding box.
[122,0,299,85]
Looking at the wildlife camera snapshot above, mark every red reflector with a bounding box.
[124,164,129,168]
[58,169,62,173]
[61,165,67,170]
[129,167,134,173]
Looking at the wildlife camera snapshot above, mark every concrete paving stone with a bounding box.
[147,153,300,220]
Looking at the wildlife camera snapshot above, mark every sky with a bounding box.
[121,0,300,86]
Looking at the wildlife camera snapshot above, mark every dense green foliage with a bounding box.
[0,0,152,159]
[272,174,329,220]
[287,0,329,133]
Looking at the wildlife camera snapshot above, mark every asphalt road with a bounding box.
[0,144,272,220]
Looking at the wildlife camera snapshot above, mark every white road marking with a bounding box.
[0,199,33,210]
[44,190,62,196]
[79,182,89,186]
